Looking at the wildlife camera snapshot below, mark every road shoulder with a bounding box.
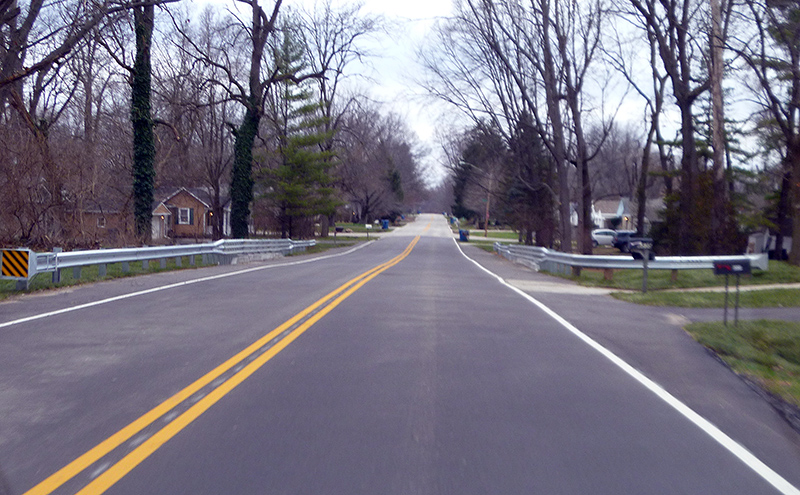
[459,244,800,487]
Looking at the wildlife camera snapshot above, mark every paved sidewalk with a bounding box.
[668,282,800,292]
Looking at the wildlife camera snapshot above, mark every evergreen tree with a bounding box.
[451,159,476,221]
[504,112,555,247]
[262,26,337,239]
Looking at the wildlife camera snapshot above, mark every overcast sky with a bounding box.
[287,0,455,185]
[200,0,455,185]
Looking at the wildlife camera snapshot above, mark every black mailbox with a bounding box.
[713,260,751,276]
[629,238,655,261]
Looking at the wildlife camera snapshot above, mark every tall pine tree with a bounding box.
[262,25,337,239]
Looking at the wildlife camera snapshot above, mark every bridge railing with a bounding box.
[493,243,768,276]
[4,238,316,289]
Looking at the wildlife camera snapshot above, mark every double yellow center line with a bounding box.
[26,235,422,495]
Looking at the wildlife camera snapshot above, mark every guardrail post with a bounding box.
[603,268,613,280]
[175,256,182,267]
[98,264,107,277]
[190,255,195,266]
[160,258,166,269]
[122,261,130,273]
[142,260,148,271]
[52,247,62,283]
[202,254,208,265]
[73,267,81,280]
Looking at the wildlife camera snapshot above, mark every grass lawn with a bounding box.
[462,239,497,253]
[0,256,212,301]
[451,228,520,240]
[612,288,800,308]
[335,222,393,233]
[685,320,800,407]
[299,238,367,255]
[469,230,520,240]
[561,260,800,291]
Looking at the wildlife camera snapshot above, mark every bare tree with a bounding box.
[423,0,611,255]
[605,10,672,234]
[157,7,237,239]
[625,0,721,254]
[731,0,800,264]
[297,0,381,234]
[337,104,425,222]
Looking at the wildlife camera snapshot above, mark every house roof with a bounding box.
[152,203,171,216]
[158,187,211,209]
[154,187,231,211]
[82,189,130,215]
[593,197,632,217]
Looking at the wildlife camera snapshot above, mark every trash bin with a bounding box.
[381,219,389,230]
[459,229,470,242]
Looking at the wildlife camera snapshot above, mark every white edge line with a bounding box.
[0,242,373,330]
[453,239,800,495]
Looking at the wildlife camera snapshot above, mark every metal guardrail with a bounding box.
[4,238,316,290]
[493,243,769,275]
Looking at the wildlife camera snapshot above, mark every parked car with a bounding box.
[591,229,616,247]
[612,230,637,252]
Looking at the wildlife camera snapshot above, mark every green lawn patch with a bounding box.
[334,222,391,233]
[612,288,800,308]
[474,230,519,239]
[453,229,520,240]
[685,320,800,407]
[297,238,365,255]
[560,260,800,291]
[463,240,496,253]
[0,256,212,301]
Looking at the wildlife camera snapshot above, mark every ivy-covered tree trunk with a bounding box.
[231,100,260,238]
[788,141,800,266]
[131,5,155,243]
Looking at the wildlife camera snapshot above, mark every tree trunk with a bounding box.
[230,102,259,238]
[636,121,657,235]
[212,185,223,240]
[677,97,698,254]
[709,0,729,255]
[131,5,155,244]
[789,142,800,265]
[539,1,571,253]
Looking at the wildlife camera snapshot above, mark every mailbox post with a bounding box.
[629,238,654,293]
[713,260,751,326]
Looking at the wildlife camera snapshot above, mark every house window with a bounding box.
[97,217,106,228]
[178,208,193,225]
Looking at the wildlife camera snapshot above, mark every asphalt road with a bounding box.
[1,214,799,494]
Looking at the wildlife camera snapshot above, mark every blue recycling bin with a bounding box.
[459,229,469,242]
[381,219,389,230]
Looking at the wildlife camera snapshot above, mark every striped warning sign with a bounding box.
[1,249,30,279]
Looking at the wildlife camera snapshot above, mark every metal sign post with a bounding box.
[713,260,751,327]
